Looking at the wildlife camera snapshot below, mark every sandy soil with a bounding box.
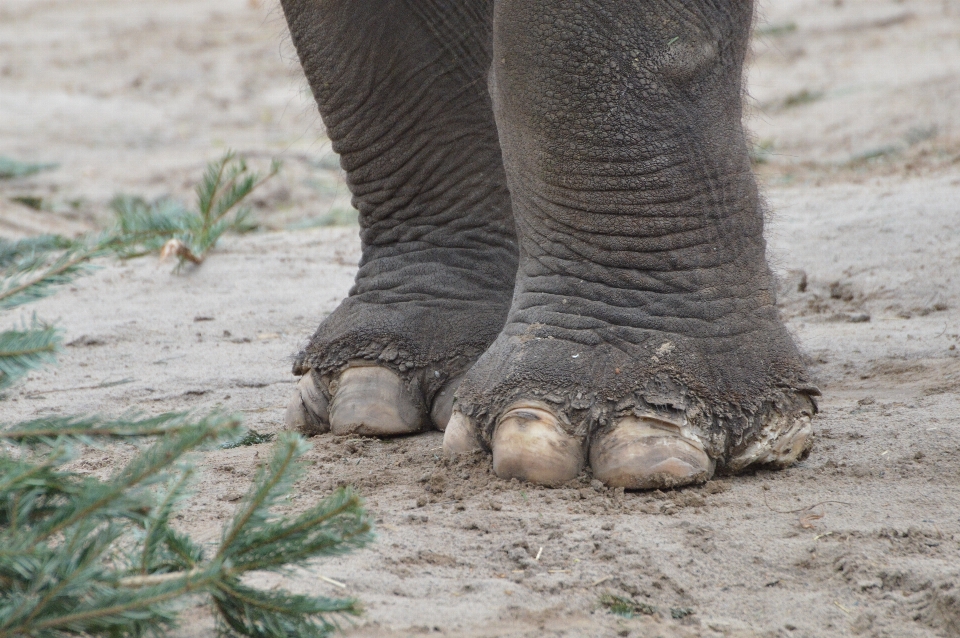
[2,1,960,636]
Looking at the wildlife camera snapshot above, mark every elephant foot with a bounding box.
[445,333,817,490]
[286,364,465,436]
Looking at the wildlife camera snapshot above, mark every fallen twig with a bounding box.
[318,575,346,589]
[762,491,853,528]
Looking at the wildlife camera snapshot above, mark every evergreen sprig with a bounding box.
[0,157,58,180]
[0,236,77,270]
[0,152,279,394]
[110,151,279,270]
[0,152,371,637]
[0,418,372,638]
[0,247,97,310]
[0,320,60,391]
[2,412,220,449]
[218,435,371,574]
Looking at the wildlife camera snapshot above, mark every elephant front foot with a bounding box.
[444,331,817,490]
[283,241,518,437]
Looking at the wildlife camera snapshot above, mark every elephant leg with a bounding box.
[446,0,818,486]
[280,0,517,436]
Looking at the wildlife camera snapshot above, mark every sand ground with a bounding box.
[2,0,960,636]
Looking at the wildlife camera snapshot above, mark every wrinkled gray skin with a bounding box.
[281,0,817,476]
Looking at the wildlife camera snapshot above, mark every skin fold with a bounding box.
[280,0,817,485]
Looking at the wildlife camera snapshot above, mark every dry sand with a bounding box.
[2,0,960,636]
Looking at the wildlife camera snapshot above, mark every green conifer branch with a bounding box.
[1,416,371,638]
[32,416,238,544]
[212,579,351,638]
[110,152,279,270]
[0,236,76,269]
[0,248,96,309]
[0,322,60,390]
[1,412,224,448]
[218,432,304,557]
[227,488,371,573]
[196,152,233,223]
[139,469,195,575]
[1,153,366,638]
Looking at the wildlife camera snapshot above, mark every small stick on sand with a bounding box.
[762,492,853,515]
[318,575,346,588]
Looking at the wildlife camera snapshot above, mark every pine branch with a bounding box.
[13,568,213,638]
[197,152,233,224]
[0,157,58,180]
[175,153,278,267]
[218,432,306,556]
[139,469,195,575]
[0,236,76,269]
[0,321,60,390]
[226,488,372,574]
[212,580,353,638]
[0,412,237,449]
[0,418,371,638]
[110,152,279,271]
[219,429,275,449]
[10,520,128,633]
[0,452,76,529]
[0,248,96,310]
[1,164,366,636]
[33,415,239,543]
[107,196,193,259]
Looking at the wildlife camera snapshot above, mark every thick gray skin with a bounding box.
[281,0,518,424]
[281,0,817,472]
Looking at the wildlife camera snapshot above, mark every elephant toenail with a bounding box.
[328,364,424,436]
[491,402,584,486]
[284,369,329,436]
[727,411,813,472]
[443,409,483,457]
[590,415,713,489]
